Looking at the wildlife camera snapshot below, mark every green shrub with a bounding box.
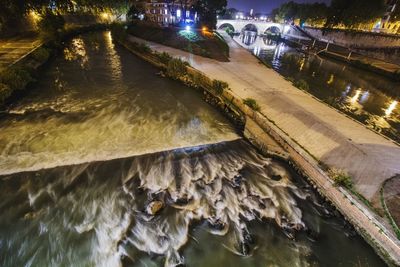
[0,83,11,104]
[0,67,34,91]
[137,43,152,53]
[243,98,261,111]
[190,71,209,88]
[212,79,228,95]
[157,52,173,65]
[294,79,310,91]
[166,58,188,79]
[32,47,50,63]
[328,168,353,188]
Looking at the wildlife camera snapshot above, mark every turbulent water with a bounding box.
[0,32,386,267]
[0,32,237,175]
[235,33,400,143]
[0,140,385,267]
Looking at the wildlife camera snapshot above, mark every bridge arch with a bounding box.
[264,26,281,36]
[218,23,235,33]
[216,20,284,35]
[242,23,258,34]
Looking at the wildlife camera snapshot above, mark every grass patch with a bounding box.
[243,98,261,111]
[127,21,229,62]
[293,79,310,91]
[328,168,353,188]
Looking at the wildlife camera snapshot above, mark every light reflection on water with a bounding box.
[235,33,400,142]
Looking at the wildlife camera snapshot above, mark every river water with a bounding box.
[235,32,400,143]
[0,32,386,266]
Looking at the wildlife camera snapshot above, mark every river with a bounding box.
[0,31,386,267]
[235,32,400,143]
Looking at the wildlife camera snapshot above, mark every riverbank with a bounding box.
[0,24,108,107]
[114,29,400,266]
[127,21,229,62]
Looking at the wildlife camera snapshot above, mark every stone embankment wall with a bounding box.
[304,27,400,65]
[304,27,400,48]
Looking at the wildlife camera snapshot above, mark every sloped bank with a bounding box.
[112,26,400,267]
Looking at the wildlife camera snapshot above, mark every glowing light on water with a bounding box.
[299,58,305,71]
[360,91,370,104]
[350,89,362,104]
[104,31,122,81]
[385,100,398,117]
[63,37,89,68]
[327,74,334,85]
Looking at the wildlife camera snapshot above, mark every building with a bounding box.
[144,0,198,26]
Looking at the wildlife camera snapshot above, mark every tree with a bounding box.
[222,7,238,19]
[194,0,227,29]
[389,1,400,22]
[271,1,328,25]
[127,0,146,20]
[326,0,386,28]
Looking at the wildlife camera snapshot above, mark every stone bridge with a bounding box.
[216,19,287,35]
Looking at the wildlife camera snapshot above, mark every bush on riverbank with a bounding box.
[294,79,310,91]
[243,98,261,112]
[166,58,189,80]
[0,66,34,92]
[0,66,35,105]
[127,21,229,62]
[157,52,173,65]
[212,80,229,95]
[328,168,353,188]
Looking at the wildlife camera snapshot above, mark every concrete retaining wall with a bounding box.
[354,47,400,66]
[304,27,400,49]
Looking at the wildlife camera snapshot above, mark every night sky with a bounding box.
[228,0,331,14]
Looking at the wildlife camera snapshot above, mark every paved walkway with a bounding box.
[129,33,400,204]
[0,35,41,71]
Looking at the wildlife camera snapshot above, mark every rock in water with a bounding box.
[146,200,164,215]
[240,241,250,256]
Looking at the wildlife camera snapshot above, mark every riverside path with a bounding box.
[0,35,41,71]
